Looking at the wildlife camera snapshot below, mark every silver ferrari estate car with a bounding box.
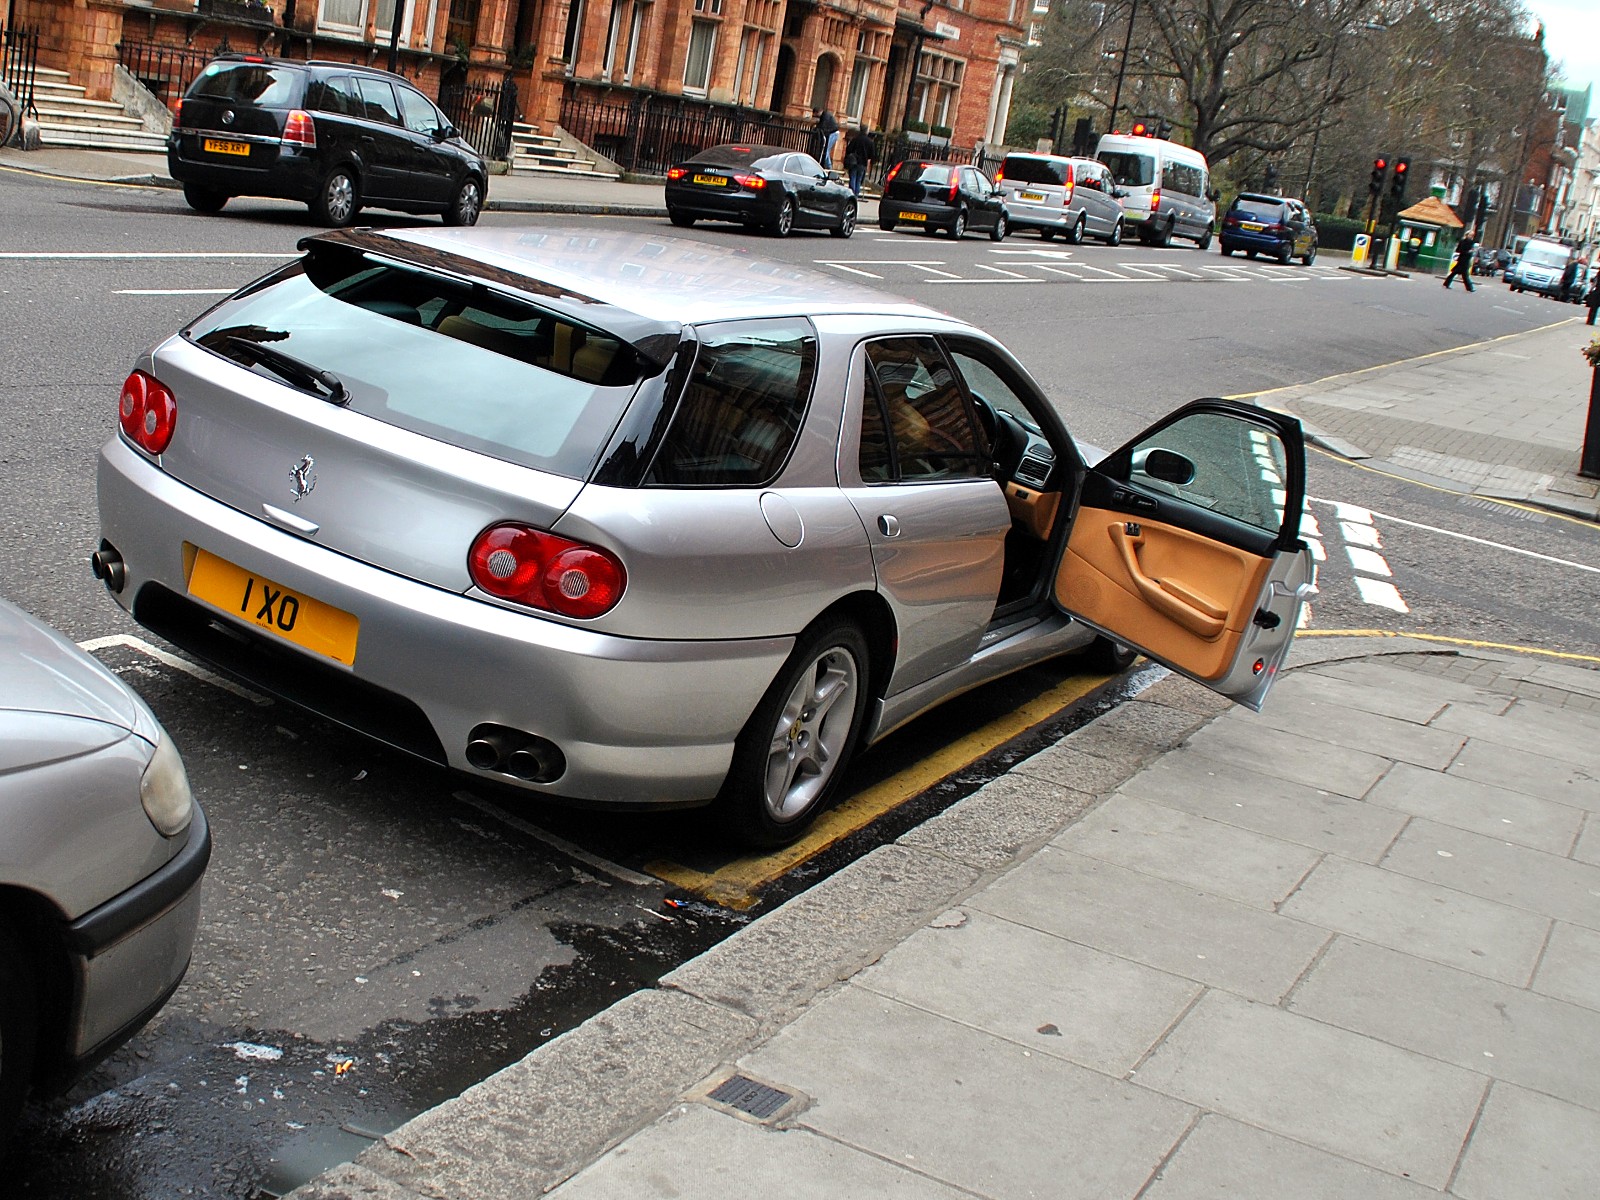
[94,228,1312,846]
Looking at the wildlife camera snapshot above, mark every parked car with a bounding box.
[878,160,1009,239]
[1218,193,1319,265]
[1504,237,1573,297]
[168,55,489,227]
[1471,246,1510,277]
[664,144,856,238]
[93,227,1311,848]
[1095,129,1216,248]
[994,152,1124,244]
[0,597,209,1144]
[1561,260,1591,303]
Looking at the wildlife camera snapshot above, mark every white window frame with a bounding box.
[684,18,717,95]
[319,0,367,34]
[845,56,870,120]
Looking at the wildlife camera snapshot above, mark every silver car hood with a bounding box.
[0,598,139,756]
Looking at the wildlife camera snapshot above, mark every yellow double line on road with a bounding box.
[646,671,1113,909]
[1298,628,1600,663]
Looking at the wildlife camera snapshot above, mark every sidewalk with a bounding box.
[283,637,1600,1200]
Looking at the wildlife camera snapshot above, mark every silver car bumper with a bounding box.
[98,437,792,807]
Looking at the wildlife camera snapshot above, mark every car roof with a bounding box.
[1234,193,1291,205]
[207,55,407,82]
[303,227,947,349]
[682,144,790,167]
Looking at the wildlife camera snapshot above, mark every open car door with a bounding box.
[1055,399,1314,711]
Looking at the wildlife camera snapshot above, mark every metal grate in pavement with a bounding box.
[706,1074,794,1119]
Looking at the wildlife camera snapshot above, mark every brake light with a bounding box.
[667,166,688,180]
[949,178,959,202]
[119,370,177,455]
[734,172,766,190]
[468,524,626,619]
[1150,188,1161,211]
[995,167,1004,183]
[1064,181,1074,203]
[885,162,903,185]
[173,98,183,123]
[282,110,316,148]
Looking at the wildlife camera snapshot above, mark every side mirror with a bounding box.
[1114,187,1129,199]
[1208,188,1221,203]
[1133,447,1196,486]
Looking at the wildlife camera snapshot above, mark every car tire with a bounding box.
[1080,635,1138,674]
[989,210,1008,242]
[1220,244,1234,256]
[442,176,482,227]
[770,196,796,237]
[310,166,360,226]
[669,210,695,227]
[182,183,228,214]
[879,215,896,231]
[1302,243,1317,266]
[716,618,871,849]
[0,927,39,1141]
[1156,219,1174,248]
[1040,227,1056,240]
[1278,242,1293,265]
[1246,249,1259,259]
[948,208,968,239]
[1196,227,1213,251]
[1106,219,1122,247]
[831,199,857,238]
[1067,213,1086,244]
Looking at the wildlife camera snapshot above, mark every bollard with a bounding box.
[1584,366,1600,480]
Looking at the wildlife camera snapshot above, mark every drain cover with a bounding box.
[707,1074,793,1119]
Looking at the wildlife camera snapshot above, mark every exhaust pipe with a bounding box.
[465,724,566,783]
[465,730,508,771]
[90,545,126,593]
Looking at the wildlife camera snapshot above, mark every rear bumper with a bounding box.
[880,200,955,227]
[168,134,322,203]
[664,185,775,224]
[1219,229,1291,254]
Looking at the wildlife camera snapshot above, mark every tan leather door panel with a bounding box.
[1056,506,1271,681]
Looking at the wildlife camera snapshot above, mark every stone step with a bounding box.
[34,103,148,127]
[37,121,168,152]
[508,160,622,181]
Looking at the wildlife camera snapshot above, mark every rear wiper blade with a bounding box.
[199,327,350,406]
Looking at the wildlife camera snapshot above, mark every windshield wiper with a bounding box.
[199,327,350,406]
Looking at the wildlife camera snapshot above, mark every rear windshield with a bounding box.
[687,145,777,168]
[908,163,953,185]
[184,255,648,480]
[1098,151,1155,188]
[1521,242,1569,268]
[186,62,302,107]
[1230,198,1286,219]
[1001,157,1069,186]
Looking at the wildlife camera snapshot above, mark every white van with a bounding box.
[1095,130,1216,249]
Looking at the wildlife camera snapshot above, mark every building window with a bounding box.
[845,57,870,120]
[684,18,717,95]
[624,0,649,82]
[320,0,365,31]
[915,51,964,128]
[734,27,769,107]
[562,0,587,64]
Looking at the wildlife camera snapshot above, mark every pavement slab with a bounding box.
[1279,856,1549,985]
[1433,697,1600,771]
[741,983,1197,1199]
[1269,668,1449,724]
[1181,718,1393,798]
[1530,920,1600,1011]
[853,906,1202,1077]
[1241,689,1468,769]
[894,771,1099,872]
[1450,1082,1600,1200]
[1365,760,1585,855]
[1132,990,1486,1188]
[1447,737,1600,809]
[1307,658,1514,714]
[974,848,1330,1003]
[1288,937,1600,1109]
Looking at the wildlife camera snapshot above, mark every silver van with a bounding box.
[995,153,1125,244]
[1095,132,1216,249]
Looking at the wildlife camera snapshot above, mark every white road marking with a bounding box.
[975,263,1032,279]
[910,263,962,278]
[117,288,238,296]
[1114,262,1169,279]
[452,791,656,887]
[1354,577,1410,612]
[78,633,269,702]
[1340,520,1382,548]
[1312,498,1600,574]
[817,262,882,278]
[1346,546,1392,576]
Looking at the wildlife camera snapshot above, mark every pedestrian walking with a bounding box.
[1442,232,1475,292]
[1586,272,1600,325]
[843,124,877,196]
[811,108,839,170]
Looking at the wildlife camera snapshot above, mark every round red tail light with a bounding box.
[119,370,177,455]
[468,524,625,619]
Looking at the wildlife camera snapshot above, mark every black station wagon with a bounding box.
[168,56,489,227]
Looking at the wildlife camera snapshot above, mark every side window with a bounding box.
[356,77,402,127]
[1127,412,1289,535]
[396,84,442,135]
[861,337,987,483]
[646,318,817,487]
[317,75,361,116]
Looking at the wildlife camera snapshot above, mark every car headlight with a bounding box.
[140,733,195,837]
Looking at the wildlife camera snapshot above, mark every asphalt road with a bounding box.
[2,167,1596,1197]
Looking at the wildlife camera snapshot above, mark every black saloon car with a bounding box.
[168,56,489,227]
[879,160,1009,239]
[664,144,857,237]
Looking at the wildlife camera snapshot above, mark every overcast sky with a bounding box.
[1525,0,1600,113]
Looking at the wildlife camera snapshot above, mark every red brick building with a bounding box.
[5,0,1027,163]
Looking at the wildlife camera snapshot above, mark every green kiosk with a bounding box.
[1394,193,1465,274]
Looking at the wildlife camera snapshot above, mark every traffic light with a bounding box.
[1369,156,1388,195]
[1390,157,1410,200]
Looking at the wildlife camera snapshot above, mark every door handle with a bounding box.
[878,514,901,537]
[1110,524,1226,640]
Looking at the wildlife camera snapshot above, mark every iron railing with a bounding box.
[559,90,815,176]
[438,73,517,161]
[118,39,234,109]
[0,22,40,140]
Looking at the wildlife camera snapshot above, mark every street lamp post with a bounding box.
[1106,0,1138,134]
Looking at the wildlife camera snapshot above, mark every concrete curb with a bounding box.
[284,636,1457,1200]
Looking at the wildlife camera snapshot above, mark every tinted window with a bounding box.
[187,63,302,107]
[688,145,773,168]
[185,256,645,480]
[911,163,953,185]
[1099,151,1154,187]
[396,84,442,135]
[356,77,402,126]
[1130,412,1288,534]
[862,338,986,483]
[316,74,362,116]
[647,318,817,487]
[1521,242,1569,268]
[1002,157,1068,186]
[1164,162,1203,197]
[1231,198,1286,220]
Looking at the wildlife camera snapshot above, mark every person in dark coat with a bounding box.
[1442,232,1475,292]
[1586,271,1600,325]
[843,124,877,196]
[811,108,839,169]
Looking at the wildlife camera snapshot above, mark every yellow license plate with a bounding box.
[203,138,251,157]
[901,211,927,222]
[692,173,727,187]
[1241,221,1265,231]
[187,547,359,665]
[1021,191,1046,202]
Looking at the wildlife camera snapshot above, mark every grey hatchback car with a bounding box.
[0,598,208,1142]
[93,228,1312,847]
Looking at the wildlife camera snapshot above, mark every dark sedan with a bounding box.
[879,160,1009,239]
[665,144,856,238]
